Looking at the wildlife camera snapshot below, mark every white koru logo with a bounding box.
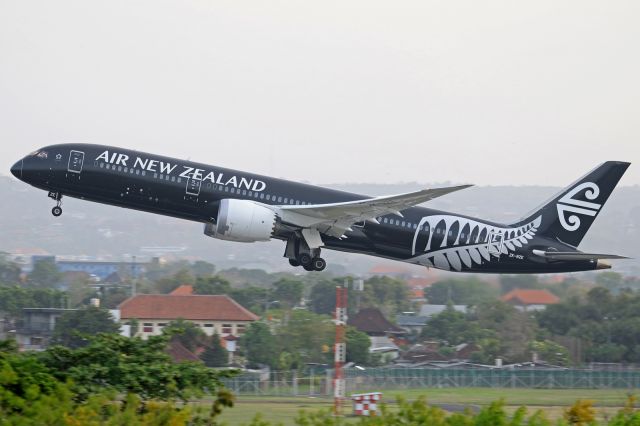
[556,182,601,231]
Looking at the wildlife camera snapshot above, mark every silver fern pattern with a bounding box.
[410,215,542,271]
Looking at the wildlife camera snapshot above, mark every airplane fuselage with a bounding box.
[10,144,622,273]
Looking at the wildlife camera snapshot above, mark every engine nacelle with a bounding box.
[205,198,276,243]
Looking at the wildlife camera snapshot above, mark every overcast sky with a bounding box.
[1,1,638,187]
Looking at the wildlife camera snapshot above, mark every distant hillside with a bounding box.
[1,176,638,275]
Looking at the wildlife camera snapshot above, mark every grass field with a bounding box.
[216,388,637,425]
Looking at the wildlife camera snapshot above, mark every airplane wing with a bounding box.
[276,185,472,240]
[532,250,629,261]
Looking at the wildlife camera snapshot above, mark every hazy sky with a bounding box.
[1,1,638,186]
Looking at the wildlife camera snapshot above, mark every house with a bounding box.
[395,313,429,333]
[348,308,405,359]
[119,294,259,338]
[170,284,194,295]
[14,308,77,351]
[501,289,559,311]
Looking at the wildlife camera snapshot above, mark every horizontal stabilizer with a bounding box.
[532,250,629,261]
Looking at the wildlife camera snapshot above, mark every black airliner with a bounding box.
[10,144,630,273]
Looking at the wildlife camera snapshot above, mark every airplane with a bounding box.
[10,144,630,273]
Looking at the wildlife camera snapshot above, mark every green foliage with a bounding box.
[191,260,216,278]
[52,306,120,348]
[272,278,304,309]
[421,304,490,345]
[27,257,62,288]
[345,327,370,365]
[360,276,411,316]
[241,322,278,368]
[39,333,231,402]
[194,275,233,295]
[500,274,542,293]
[528,340,570,366]
[309,280,338,315]
[154,268,195,294]
[0,252,21,284]
[536,286,640,363]
[163,318,208,352]
[0,286,66,317]
[424,277,498,305]
[201,333,229,367]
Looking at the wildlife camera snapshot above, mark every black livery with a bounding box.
[10,144,630,273]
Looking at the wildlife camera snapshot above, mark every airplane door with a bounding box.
[67,150,85,174]
[487,231,504,257]
[185,178,201,197]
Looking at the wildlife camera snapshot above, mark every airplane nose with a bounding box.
[10,159,23,179]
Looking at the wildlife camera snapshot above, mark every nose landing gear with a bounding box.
[48,192,63,217]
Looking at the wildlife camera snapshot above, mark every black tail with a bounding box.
[512,161,630,248]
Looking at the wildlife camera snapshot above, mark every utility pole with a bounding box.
[333,280,348,416]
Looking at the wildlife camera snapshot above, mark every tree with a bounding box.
[272,278,304,309]
[194,275,233,295]
[346,327,370,365]
[309,280,338,315]
[39,333,232,401]
[164,319,208,352]
[27,258,62,288]
[421,304,488,345]
[424,277,497,305]
[0,252,21,284]
[191,260,216,278]
[360,276,411,316]
[52,306,120,348]
[499,274,541,293]
[200,333,228,367]
[0,286,66,318]
[155,268,195,294]
[529,340,570,366]
[241,322,277,368]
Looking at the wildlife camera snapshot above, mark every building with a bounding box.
[395,313,429,333]
[119,294,259,338]
[348,307,405,359]
[501,289,560,311]
[15,308,77,351]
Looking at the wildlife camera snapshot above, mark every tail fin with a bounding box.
[512,161,630,247]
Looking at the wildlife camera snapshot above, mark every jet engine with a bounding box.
[204,198,276,242]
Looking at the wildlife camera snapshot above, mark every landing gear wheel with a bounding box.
[298,253,313,268]
[289,259,300,267]
[51,206,62,217]
[303,264,315,272]
[312,257,326,271]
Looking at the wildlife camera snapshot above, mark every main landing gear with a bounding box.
[48,192,63,217]
[285,234,327,272]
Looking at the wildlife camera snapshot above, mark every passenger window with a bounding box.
[248,191,253,197]
[278,196,283,203]
[153,173,158,178]
[159,174,164,179]
[260,193,265,199]
[242,190,247,196]
[401,221,405,227]
[295,200,300,205]
[224,186,229,192]
[284,198,288,203]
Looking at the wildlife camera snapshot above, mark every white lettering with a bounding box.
[134,157,148,169]
[180,166,194,178]
[115,153,129,166]
[147,159,158,172]
[96,151,110,162]
[160,162,177,174]
[252,180,266,192]
[203,171,216,183]
[225,176,238,187]
[215,173,225,184]
[192,168,204,180]
[239,177,253,189]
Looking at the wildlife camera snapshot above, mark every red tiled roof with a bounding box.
[119,294,259,321]
[501,289,560,305]
[170,285,194,295]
